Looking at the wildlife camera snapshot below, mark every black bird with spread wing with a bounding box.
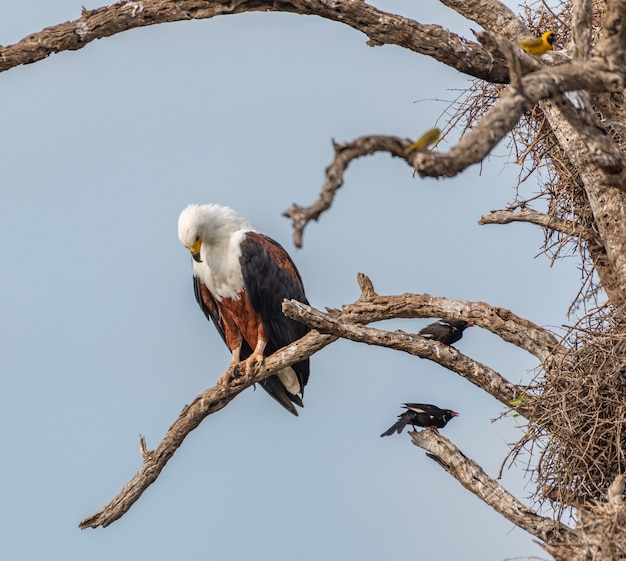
[380,403,458,437]
[418,319,473,346]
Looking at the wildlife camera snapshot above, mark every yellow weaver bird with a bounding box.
[404,128,441,155]
[519,31,555,56]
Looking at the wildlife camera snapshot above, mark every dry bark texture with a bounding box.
[12,0,626,558]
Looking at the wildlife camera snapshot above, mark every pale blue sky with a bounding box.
[0,2,577,560]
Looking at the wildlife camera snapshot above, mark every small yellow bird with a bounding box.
[518,31,555,56]
[404,128,441,155]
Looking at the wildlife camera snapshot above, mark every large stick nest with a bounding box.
[524,308,626,512]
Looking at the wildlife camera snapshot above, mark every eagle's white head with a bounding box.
[178,204,255,262]
[178,203,259,300]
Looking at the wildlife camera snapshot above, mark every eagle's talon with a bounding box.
[217,363,240,387]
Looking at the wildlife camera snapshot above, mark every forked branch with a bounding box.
[330,274,564,363]
[285,299,524,412]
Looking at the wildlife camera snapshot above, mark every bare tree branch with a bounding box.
[478,29,626,183]
[82,271,553,530]
[413,60,625,181]
[0,0,509,83]
[284,19,625,248]
[478,208,590,240]
[284,299,527,412]
[283,135,411,247]
[410,429,576,544]
[336,274,564,363]
[79,329,337,530]
[80,270,556,529]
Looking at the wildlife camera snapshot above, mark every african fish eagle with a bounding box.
[177,203,311,415]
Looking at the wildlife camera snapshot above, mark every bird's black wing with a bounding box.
[239,232,310,410]
[404,403,433,414]
[240,233,309,341]
[240,233,310,352]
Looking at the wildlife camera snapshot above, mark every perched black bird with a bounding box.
[380,403,458,437]
[418,319,473,346]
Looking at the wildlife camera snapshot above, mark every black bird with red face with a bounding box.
[418,319,473,346]
[380,403,458,437]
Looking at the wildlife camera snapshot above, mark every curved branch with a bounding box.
[0,0,509,83]
[413,61,625,180]
[283,135,410,247]
[79,329,337,530]
[410,429,576,544]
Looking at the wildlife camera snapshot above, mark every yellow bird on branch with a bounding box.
[404,128,441,155]
[518,30,555,56]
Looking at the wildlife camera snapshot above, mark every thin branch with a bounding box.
[0,0,509,83]
[478,208,592,240]
[283,135,410,247]
[79,329,337,530]
[410,429,576,544]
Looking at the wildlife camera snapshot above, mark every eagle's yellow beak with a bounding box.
[189,236,202,263]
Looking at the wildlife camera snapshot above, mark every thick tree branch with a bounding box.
[284,299,526,413]
[413,60,625,180]
[79,329,336,529]
[541,100,626,306]
[0,0,509,83]
[410,429,576,544]
[335,273,564,363]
